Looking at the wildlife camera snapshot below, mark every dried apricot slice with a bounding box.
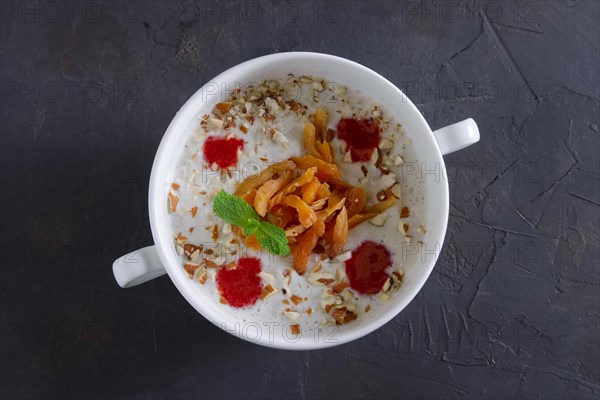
[254,170,294,216]
[293,220,325,275]
[282,195,317,228]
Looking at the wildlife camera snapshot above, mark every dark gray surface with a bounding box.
[1,1,599,399]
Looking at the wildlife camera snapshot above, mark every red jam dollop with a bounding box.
[345,241,392,294]
[216,257,262,308]
[203,135,244,169]
[337,118,381,162]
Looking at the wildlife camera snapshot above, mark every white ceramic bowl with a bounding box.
[113,52,479,350]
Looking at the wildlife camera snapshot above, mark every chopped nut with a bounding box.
[175,233,187,244]
[368,213,388,226]
[398,221,406,235]
[400,206,410,218]
[190,249,201,261]
[260,284,278,300]
[381,172,396,187]
[271,129,288,147]
[193,265,207,284]
[264,97,280,113]
[206,116,224,130]
[382,277,391,292]
[215,102,232,113]
[222,223,232,234]
[417,226,427,235]
[379,138,394,150]
[308,272,335,286]
[284,309,301,321]
[390,183,402,199]
[191,206,198,217]
[311,262,322,274]
[168,192,179,212]
[211,225,219,240]
[205,259,218,269]
[332,306,358,325]
[258,271,276,287]
[332,281,349,294]
[290,295,303,306]
[336,251,352,262]
[175,245,184,256]
[312,81,324,92]
[365,304,371,313]
[336,267,347,281]
[290,324,301,335]
[183,262,201,277]
[183,243,202,259]
[171,183,180,190]
[283,269,292,286]
[395,155,404,166]
[343,151,352,163]
[317,278,335,286]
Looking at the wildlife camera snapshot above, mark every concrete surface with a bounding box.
[1,1,599,399]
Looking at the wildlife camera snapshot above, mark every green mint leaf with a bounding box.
[254,221,291,256]
[243,219,261,236]
[212,190,290,256]
[213,190,260,228]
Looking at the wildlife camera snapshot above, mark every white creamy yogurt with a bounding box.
[168,75,426,330]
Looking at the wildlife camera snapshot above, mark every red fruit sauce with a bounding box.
[345,241,392,294]
[203,135,244,169]
[216,257,262,308]
[337,118,381,162]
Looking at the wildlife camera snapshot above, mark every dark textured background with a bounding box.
[1,1,599,399]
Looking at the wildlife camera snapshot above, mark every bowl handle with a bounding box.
[432,118,480,155]
[113,245,166,288]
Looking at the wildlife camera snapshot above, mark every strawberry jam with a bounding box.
[216,257,262,308]
[345,241,392,294]
[337,118,381,162]
[203,135,244,169]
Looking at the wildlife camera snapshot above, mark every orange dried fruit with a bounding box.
[328,206,348,258]
[315,141,333,162]
[345,187,367,218]
[282,195,317,228]
[363,197,398,214]
[303,122,321,160]
[254,170,294,216]
[292,220,325,275]
[235,160,296,195]
[268,167,317,210]
[313,108,328,141]
[315,182,331,200]
[245,234,261,250]
[291,155,340,181]
[348,212,377,229]
[301,177,321,205]
[241,189,257,205]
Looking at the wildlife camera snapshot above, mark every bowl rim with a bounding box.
[148,51,449,350]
